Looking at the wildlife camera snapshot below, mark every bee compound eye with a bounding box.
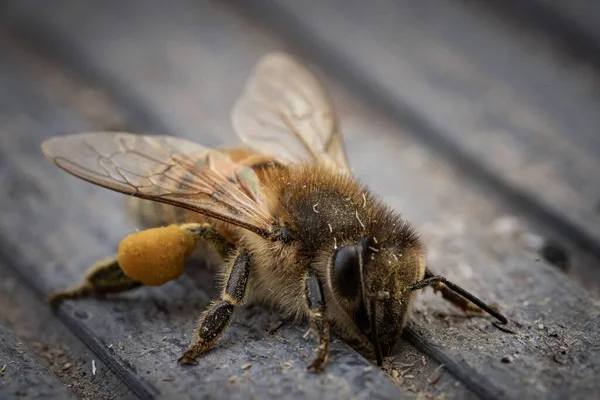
[333,245,361,298]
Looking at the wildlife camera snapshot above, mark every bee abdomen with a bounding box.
[126,197,191,228]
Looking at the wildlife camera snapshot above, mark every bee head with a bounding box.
[330,235,425,365]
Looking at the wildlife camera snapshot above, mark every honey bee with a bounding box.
[42,53,507,371]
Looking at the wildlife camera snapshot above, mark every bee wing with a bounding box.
[42,132,275,237]
[231,52,350,171]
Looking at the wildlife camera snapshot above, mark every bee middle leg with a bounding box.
[305,269,331,372]
[178,249,250,365]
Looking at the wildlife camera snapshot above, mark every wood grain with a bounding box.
[1,0,599,399]
[0,258,136,400]
[0,323,77,400]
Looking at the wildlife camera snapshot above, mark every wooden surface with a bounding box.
[0,323,77,400]
[0,1,599,399]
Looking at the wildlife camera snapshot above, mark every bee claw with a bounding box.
[47,286,93,309]
[177,355,198,366]
[307,361,325,373]
[307,351,329,373]
[48,293,65,309]
[177,349,200,366]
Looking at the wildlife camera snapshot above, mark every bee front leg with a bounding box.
[178,249,250,365]
[305,269,331,372]
[424,267,481,313]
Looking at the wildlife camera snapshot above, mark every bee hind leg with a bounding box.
[49,222,233,308]
[305,269,331,372]
[178,249,250,365]
[48,256,142,308]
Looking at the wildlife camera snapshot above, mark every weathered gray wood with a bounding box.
[0,323,76,400]
[0,260,137,400]
[498,0,600,62]
[2,0,600,399]
[232,0,600,296]
[527,0,600,41]
[0,11,424,400]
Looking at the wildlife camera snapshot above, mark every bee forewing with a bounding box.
[42,132,275,236]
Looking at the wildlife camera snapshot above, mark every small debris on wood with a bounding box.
[91,359,97,376]
[267,320,284,334]
[493,321,517,334]
[501,355,513,363]
[281,361,293,371]
[553,349,569,365]
[428,364,444,385]
[549,339,571,365]
[228,375,238,383]
[241,363,252,370]
[433,311,449,320]
[163,377,175,382]
[476,325,490,334]
[62,362,72,371]
[0,364,6,376]
[140,347,159,356]
[538,324,545,330]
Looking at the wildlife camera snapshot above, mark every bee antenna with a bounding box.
[408,276,508,324]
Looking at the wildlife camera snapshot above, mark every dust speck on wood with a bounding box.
[501,355,513,364]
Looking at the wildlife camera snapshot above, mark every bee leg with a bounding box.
[49,223,233,308]
[178,249,250,365]
[186,222,235,258]
[424,267,482,313]
[48,256,142,308]
[305,269,331,372]
[420,268,508,324]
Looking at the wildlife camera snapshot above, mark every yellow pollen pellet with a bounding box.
[117,225,197,286]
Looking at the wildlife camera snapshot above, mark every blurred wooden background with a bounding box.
[0,1,599,399]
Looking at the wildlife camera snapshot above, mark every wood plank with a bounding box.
[0,262,137,399]
[0,322,76,400]
[525,0,600,41]
[0,8,435,400]
[231,0,600,296]
[3,0,600,399]
[498,0,600,63]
